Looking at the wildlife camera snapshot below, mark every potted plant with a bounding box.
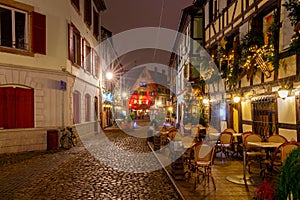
[276,147,300,200]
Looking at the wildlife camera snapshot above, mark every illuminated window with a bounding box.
[263,12,274,45]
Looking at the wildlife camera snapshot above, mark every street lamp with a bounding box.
[106,71,114,80]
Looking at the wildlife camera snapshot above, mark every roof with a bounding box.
[121,66,168,91]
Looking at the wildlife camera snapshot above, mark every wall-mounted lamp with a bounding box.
[233,95,241,103]
[277,87,289,99]
[203,98,209,104]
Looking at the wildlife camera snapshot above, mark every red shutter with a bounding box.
[32,11,46,54]
[5,88,16,129]
[84,0,92,26]
[0,88,6,128]
[15,88,34,128]
[81,38,85,68]
[68,24,74,62]
[73,92,80,124]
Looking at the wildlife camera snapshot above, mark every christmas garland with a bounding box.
[213,15,279,88]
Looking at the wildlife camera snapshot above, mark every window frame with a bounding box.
[83,39,92,73]
[0,1,34,56]
[68,23,82,67]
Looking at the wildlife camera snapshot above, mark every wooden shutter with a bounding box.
[0,88,6,128]
[81,38,85,68]
[15,88,34,128]
[68,24,74,62]
[84,0,92,26]
[93,8,99,38]
[73,92,80,124]
[32,11,46,54]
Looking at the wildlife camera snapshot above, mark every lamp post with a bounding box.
[100,71,115,128]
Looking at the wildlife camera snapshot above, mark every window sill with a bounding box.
[0,46,34,57]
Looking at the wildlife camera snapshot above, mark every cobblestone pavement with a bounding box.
[0,129,181,200]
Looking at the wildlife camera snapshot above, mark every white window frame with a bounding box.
[0,4,28,50]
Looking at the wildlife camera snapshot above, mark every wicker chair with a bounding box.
[267,134,287,143]
[266,141,300,174]
[216,132,234,158]
[192,143,216,190]
[244,134,267,174]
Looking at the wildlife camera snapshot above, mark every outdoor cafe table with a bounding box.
[226,141,283,185]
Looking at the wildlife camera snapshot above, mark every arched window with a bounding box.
[73,91,81,124]
[0,85,34,129]
[85,94,91,122]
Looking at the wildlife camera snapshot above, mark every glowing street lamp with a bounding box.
[106,71,113,80]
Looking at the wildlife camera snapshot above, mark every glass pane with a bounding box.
[0,7,12,47]
[193,17,203,39]
[15,11,26,50]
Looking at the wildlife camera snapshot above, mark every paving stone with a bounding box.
[0,128,181,200]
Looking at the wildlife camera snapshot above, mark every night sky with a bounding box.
[101,0,194,70]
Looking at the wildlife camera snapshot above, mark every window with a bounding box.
[139,82,147,87]
[93,49,100,77]
[209,0,213,23]
[263,12,274,45]
[245,0,249,8]
[93,8,99,38]
[71,0,80,11]
[252,98,276,137]
[73,91,81,124]
[85,94,91,122]
[84,0,92,27]
[0,3,45,55]
[68,24,81,66]
[0,5,27,50]
[84,40,92,73]
[0,86,34,129]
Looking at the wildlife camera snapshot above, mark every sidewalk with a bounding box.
[147,141,261,200]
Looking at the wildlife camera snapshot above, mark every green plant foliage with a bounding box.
[276,147,300,200]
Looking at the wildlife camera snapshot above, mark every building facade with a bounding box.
[0,0,106,153]
[171,0,300,141]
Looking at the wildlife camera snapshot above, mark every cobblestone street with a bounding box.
[0,129,181,200]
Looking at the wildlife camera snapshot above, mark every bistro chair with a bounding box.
[266,141,300,175]
[216,132,234,158]
[192,143,216,190]
[267,134,287,143]
[244,134,267,174]
[238,131,255,155]
[265,134,288,159]
[223,128,236,134]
